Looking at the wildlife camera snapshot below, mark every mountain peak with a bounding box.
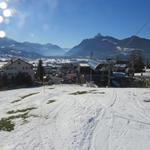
[94,33,103,39]
[67,34,150,60]
[130,35,140,39]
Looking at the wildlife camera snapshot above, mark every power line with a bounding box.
[123,18,150,50]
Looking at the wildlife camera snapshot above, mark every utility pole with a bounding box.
[107,58,112,87]
[90,67,92,83]
[43,76,46,94]
[89,51,94,85]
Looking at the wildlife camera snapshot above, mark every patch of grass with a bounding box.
[70,91,88,95]
[0,118,15,132]
[0,107,38,131]
[144,99,150,102]
[21,92,39,99]
[11,99,22,103]
[21,114,40,125]
[6,107,37,125]
[7,107,37,114]
[89,90,105,94]
[11,92,39,103]
[8,112,29,120]
[47,100,56,104]
[48,88,55,90]
[7,112,39,126]
[92,91,105,94]
[70,90,105,95]
[89,90,97,92]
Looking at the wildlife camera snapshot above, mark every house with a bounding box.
[112,60,128,73]
[78,63,90,75]
[77,63,91,83]
[113,64,127,72]
[78,60,112,86]
[1,59,35,80]
[88,60,112,86]
[133,67,150,87]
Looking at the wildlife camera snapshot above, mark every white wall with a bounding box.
[3,60,35,80]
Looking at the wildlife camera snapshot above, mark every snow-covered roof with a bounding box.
[134,72,150,77]
[2,59,33,68]
[145,69,150,72]
[79,63,90,67]
[88,60,107,70]
[0,62,8,69]
[114,64,127,68]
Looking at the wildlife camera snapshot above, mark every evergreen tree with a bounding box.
[36,59,45,81]
[129,50,145,73]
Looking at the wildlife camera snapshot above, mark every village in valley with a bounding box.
[0,52,150,90]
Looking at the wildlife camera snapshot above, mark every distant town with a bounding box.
[0,49,150,90]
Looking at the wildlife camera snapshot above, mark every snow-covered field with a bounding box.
[0,85,150,150]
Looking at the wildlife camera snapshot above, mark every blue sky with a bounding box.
[1,0,150,48]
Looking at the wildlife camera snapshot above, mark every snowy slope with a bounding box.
[0,85,150,150]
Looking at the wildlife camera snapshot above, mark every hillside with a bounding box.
[0,38,65,59]
[0,85,150,150]
[67,34,150,59]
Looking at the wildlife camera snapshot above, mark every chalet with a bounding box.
[134,67,150,77]
[77,63,90,83]
[1,59,35,80]
[88,60,112,86]
[78,60,112,86]
[112,60,128,72]
[78,63,90,75]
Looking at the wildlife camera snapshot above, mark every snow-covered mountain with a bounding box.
[0,85,150,150]
[1,35,150,59]
[0,38,65,59]
[0,46,42,59]
[66,34,150,59]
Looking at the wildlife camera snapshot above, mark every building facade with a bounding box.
[1,59,35,80]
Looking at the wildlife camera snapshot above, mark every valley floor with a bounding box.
[0,85,150,150]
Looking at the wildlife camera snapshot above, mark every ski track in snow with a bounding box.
[0,85,150,150]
